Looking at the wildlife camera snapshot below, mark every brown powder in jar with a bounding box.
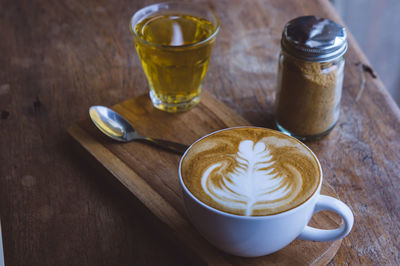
[275,55,343,137]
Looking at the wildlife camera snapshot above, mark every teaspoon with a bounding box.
[89,106,189,155]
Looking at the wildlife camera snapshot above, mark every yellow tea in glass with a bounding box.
[130,3,219,112]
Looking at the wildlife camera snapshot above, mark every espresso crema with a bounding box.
[181,127,321,216]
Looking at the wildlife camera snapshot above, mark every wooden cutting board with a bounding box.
[68,91,342,265]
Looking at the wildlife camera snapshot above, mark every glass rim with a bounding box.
[130,2,220,49]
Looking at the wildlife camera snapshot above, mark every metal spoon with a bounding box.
[89,105,189,155]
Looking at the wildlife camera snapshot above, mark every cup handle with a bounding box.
[298,195,354,241]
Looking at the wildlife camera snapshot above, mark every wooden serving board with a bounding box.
[68,92,342,265]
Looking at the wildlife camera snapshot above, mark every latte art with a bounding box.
[181,128,320,216]
[201,140,303,216]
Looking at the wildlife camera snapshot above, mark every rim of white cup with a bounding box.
[178,126,323,220]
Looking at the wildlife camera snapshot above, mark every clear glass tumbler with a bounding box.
[130,2,219,112]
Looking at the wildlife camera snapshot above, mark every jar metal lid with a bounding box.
[281,16,347,62]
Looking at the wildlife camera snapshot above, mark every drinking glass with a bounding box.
[130,2,220,112]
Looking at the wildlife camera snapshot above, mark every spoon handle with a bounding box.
[144,137,189,155]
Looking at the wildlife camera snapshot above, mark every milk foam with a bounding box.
[181,128,320,216]
[201,140,302,216]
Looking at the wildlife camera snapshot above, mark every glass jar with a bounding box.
[275,16,347,141]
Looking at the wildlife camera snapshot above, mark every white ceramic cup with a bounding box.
[178,129,354,257]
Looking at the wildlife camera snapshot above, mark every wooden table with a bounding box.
[1,0,399,265]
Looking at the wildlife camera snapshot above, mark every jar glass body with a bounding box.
[274,52,345,141]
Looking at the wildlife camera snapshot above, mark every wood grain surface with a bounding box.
[68,92,343,265]
[1,0,399,265]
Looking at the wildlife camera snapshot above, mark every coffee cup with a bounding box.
[178,127,353,257]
